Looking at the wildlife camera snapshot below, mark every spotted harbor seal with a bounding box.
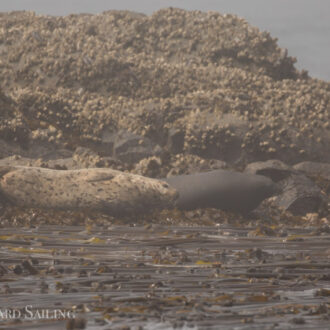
[164,169,279,214]
[0,166,278,216]
[0,166,178,216]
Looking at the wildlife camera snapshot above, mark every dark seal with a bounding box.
[164,169,279,213]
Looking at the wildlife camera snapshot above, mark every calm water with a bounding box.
[0,0,329,81]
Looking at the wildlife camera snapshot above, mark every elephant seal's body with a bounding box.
[164,169,278,214]
[0,166,178,216]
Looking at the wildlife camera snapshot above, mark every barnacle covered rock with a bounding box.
[0,8,329,168]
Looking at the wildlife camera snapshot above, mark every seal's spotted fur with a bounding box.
[0,166,178,216]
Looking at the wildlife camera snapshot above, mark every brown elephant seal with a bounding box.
[0,166,178,216]
[164,169,279,214]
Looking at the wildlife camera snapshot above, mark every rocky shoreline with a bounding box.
[0,9,329,225]
[0,8,329,329]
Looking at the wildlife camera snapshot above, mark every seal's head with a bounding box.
[138,176,179,210]
[108,171,179,216]
[158,181,179,207]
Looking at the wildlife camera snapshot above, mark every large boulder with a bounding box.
[245,159,292,182]
[273,173,324,215]
[245,160,325,215]
[1,9,329,167]
[293,161,330,181]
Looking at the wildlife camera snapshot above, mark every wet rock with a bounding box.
[21,259,38,275]
[290,317,305,325]
[167,128,185,154]
[46,158,74,170]
[39,148,73,161]
[12,264,23,275]
[72,147,105,168]
[99,128,115,156]
[0,264,8,277]
[2,284,11,294]
[0,139,25,159]
[184,113,248,163]
[66,317,87,329]
[113,130,161,164]
[0,154,73,170]
[245,159,292,182]
[293,161,330,181]
[0,155,32,167]
[0,89,30,148]
[245,160,328,215]
[133,156,163,178]
[166,154,228,177]
[273,173,324,215]
[248,225,276,237]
